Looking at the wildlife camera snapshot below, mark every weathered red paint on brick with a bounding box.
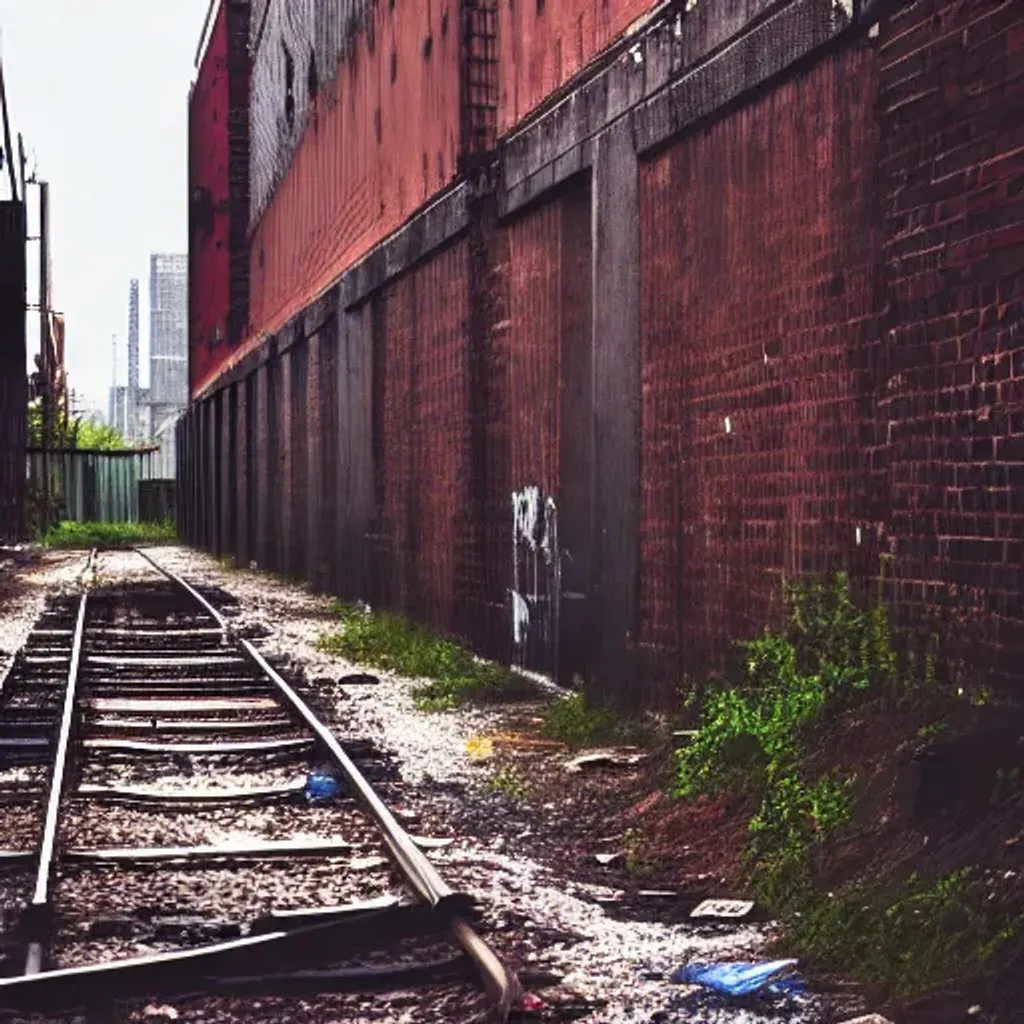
[189,1,249,398]
[876,0,1024,690]
[498,0,657,134]
[638,43,879,684]
[506,200,564,497]
[229,3,461,395]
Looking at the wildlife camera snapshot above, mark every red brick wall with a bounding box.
[638,42,879,682]
[241,3,461,385]
[506,201,564,497]
[189,3,248,396]
[877,0,1024,688]
[375,242,471,636]
[498,0,657,134]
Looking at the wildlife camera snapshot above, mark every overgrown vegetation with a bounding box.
[674,572,1021,998]
[28,398,131,451]
[778,869,1022,999]
[676,573,900,868]
[41,520,177,549]
[541,692,621,747]
[317,602,531,710]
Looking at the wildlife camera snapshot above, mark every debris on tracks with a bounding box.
[690,898,755,920]
[564,750,647,773]
[670,958,804,999]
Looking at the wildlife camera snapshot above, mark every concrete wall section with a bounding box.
[591,122,642,702]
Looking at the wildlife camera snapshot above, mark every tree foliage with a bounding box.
[28,398,130,451]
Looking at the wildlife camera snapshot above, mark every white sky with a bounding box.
[0,0,210,413]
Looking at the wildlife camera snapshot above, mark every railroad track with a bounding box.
[0,547,521,1020]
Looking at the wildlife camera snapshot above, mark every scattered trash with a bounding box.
[670,959,803,998]
[690,898,755,920]
[466,736,495,761]
[595,852,625,866]
[304,771,340,802]
[349,855,389,871]
[840,1016,896,1024]
[411,835,454,850]
[520,993,546,1012]
[141,1006,179,1021]
[338,672,379,685]
[637,890,678,899]
[565,750,647,773]
[967,1008,982,1018]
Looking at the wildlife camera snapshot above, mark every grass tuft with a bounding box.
[41,520,177,550]
[317,601,532,710]
[541,691,623,748]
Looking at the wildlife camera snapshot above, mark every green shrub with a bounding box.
[676,573,899,867]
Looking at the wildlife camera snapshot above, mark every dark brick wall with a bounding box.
[178,0,1024,703]
[876,0,1024,689]
[638,40,879,687]
[373,242,471,636]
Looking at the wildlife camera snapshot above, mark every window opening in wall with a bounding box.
[283,43,295,129]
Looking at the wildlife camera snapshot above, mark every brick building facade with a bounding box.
[183,0,1024,706]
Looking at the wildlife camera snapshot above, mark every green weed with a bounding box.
[487,766,533,801]
[768,868,1023,999]
[676,573,900,869]
[540,692,622,747]
[623,826,655,877]
[317,602,531,710]
[41,520,177,550]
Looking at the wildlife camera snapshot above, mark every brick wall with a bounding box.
[876,0,1024,689]
[243,0,462,373]
[179,0,1024,703]
[498,0,658,134]
[189,0,249,397]
[638,40,879,685]
[373,242,471,636]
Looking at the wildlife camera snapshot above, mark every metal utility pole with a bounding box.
[39,180,51,531]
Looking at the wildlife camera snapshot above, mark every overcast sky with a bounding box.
[1,0,209,414]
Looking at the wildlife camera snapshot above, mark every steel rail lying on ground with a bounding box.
[23,592,88,975]
[134,547,524,1019]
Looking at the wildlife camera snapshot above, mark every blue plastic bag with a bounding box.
[305,771,341,802]
[670,959,803,998]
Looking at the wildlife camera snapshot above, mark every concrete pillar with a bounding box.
[278,348,294,575]
[235,377,249,567]
[255,361,271,570]
[590,120,641,705]
[336,305,375,600]
[306,330,327,589]
[219,386,235,561]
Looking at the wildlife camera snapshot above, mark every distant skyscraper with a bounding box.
[126,279,140,439]
[147,253,188,477]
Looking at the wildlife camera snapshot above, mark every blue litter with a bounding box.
[305,771,341,802]
[670,959,804,998]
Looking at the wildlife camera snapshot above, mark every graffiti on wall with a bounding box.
[510,486,561,674]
